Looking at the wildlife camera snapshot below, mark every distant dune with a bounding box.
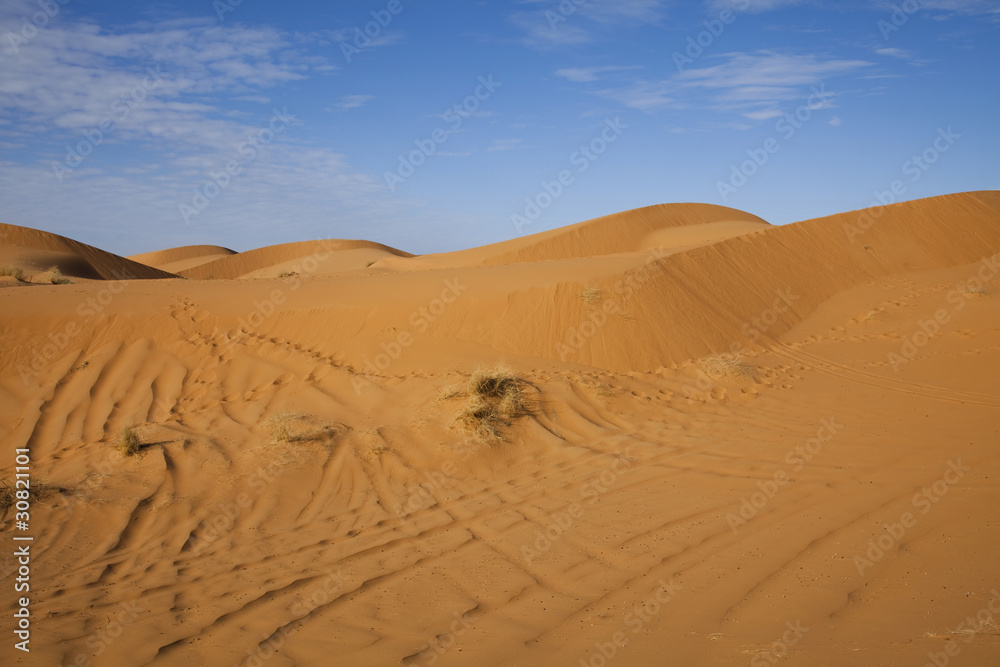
[2,192,999,667]
[174,239,415,280]
[0,222,176,281]
[128,245,237,274]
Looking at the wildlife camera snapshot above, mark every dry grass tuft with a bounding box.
[958,285,990,297]
[455,363,528,442]
[265,412,304,444]
[581,286,603,305]
[699,355,754,381]
[0,265,26,281]
[47,266,73,284]
[117,423,142,457]
[0,479,60,519]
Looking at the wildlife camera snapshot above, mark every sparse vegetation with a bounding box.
[0,479,60,519]
[278,271,298,278]
[455,363,528,442]
[958,285,990,297]
[265,412,301,444]
[581,286,603,305]
[699,355,754,381]
[116,423,142,457]
[47,265,73,284]
[0,265,25,281]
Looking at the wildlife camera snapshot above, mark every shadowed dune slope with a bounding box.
[0,222,177,280]
[178,239,415,280]
[128,245,237,274]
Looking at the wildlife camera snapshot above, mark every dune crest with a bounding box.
[1,192,999,666]
[128,245,237,274]
[0,222,176,281]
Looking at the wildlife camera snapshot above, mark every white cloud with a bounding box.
[707,0,803,12]
[487,138,525,152]
[554,66,640,82]
[743,108,785,120]
[330,95,373,111]
[595,51,870,114]
[512,0,665,49]
[828,116,842,126]
[596,80,674,110]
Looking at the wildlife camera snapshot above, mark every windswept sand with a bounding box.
[1,192,999,666]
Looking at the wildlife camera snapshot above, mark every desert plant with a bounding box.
[581,286,603,305]
[47,266,72,284]
[265,412,302,444]
[0,479,60,519]
[117,423,142,457]
[699,355,753,381]
[958,285,990,297]
[0,265,25,281]
[458,363,527,441]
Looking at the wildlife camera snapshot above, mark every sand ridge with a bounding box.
[0,223,177,281]
[1,192,999,666]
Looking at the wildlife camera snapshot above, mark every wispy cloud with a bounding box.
[594,51,871,116]
[0,5,436,252]
[512,0,665,49]
[707,0,803,13]
[554,66,640,82]
[487,138,526,152]
[329,94,373,111]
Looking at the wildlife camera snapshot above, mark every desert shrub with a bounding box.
[117,423,142,457]
[457,363,527,441]
[48,266,73,284]
[0,479,59,519]
[0,265,25,281]
[581,286,602,305]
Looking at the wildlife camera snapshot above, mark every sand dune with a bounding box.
[128,245,237,275]
[0,222,176,282]
[176,239,415,280]
[1,192,999,666]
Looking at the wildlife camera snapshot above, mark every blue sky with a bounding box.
[1,0,998,256]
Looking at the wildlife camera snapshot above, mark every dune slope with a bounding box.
[0,223,177,281]
[178,239,415,280]
[1,192,998,667]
